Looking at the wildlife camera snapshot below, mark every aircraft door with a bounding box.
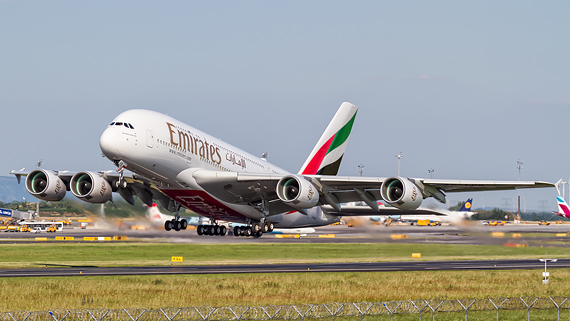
[147,130,154,148]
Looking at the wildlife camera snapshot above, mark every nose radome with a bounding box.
[99,128,121,160]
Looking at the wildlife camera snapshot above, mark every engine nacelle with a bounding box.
[70,171,112,203]
[25,169,66,201]
[380,177,423,210]
[276,175,319,209]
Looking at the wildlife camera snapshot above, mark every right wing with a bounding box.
[189,169,555,215]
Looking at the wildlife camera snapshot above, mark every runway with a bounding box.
[2,258,570,278]
[3,222,570,246]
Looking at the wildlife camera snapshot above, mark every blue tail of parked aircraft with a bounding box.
[459,198,474,212]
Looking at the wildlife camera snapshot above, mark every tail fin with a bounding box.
[299,102,358,175]
[556,196,570,218]
[459,198,474,212]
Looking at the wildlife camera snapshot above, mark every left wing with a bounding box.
[190,169,555,214]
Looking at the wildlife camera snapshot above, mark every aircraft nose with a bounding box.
[99,128,121,160]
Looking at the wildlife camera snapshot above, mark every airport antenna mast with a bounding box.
[428,168,434,179]
[517,159,523,222]
[395,153,403,176]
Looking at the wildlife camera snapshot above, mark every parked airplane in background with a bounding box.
[330,198,476,225]
[554,196,570,219]
[146,203,204,227]
[11,102,555,237]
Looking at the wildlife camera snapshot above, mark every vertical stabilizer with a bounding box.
[459,198,474,212]
[556,196,570,218]
[299,102,358,175]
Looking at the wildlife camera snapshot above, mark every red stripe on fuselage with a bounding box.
[160,189,248,222]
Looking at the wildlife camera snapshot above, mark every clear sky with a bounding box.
[1,1,569,211]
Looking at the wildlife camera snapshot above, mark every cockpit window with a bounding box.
[110,122,115,126]
[128,123,134,129]
[124,123,129,128]
[115,122,123,126]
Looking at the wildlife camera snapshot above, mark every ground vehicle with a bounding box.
[46,225,57,232]
[417,219,441,226]
[30,227,42,233]
[19,226,31,232]
[538,221,550,226]
[57,218,72,225]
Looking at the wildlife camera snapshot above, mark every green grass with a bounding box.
[1,242,569,312]
[0,242,567,269]
[1,270,570,311]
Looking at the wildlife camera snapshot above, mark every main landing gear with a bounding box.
[233,221,274,238]
[197,224,227,236]
[164,218,188,231]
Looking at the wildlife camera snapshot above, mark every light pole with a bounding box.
[358,164,364,177]
[395,153,403,176]
[539,253,557,284]
[517,160,523,222]
[428,168,434,179]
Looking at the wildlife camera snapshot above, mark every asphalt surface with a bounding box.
[2,259,570,278]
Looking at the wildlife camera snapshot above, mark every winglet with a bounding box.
[299,102,358,175]
[555,178,563,195]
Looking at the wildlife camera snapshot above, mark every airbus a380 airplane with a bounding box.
[11,102,555,237]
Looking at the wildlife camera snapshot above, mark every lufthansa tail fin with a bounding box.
[459,198,474,212]
[299,102,358,175]
[555,196,570,219]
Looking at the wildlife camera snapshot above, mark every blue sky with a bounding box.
[1,1,569,211]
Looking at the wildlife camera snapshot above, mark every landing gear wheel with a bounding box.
[233,226,240,237]
[261,223,269,233]
[197,225,204,235]
[165,221,172,231]
[220,225,227,236]
[253,231,263,238]
[252,223,261,233]
[244,227,252,237]
[174,220,181,231]
[214,225,222,235]
[267,222,274,232]
[181,219,188,230]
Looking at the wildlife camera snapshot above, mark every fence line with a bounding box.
[2,297,570,321]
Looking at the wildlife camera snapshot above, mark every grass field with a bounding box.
[0,242,567,268]
[0,242,568,312]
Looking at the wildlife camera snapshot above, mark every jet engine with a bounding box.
[25,169,66,201]
[70,171,112,203]
[276,175,319,209]
[380,177,423,210]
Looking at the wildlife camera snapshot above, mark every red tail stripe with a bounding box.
[302,134,336,175]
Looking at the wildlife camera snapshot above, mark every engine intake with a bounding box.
[25,169,66,201]
[70,171,112,203]
[276,175,319,209]
[380,177,423,210]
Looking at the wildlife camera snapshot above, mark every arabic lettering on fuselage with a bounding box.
[225,153,246,169]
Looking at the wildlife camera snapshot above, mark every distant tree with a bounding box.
[471,208,514,221]
[448,201,466,211]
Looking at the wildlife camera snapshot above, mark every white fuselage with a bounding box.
[99,109,339,227]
